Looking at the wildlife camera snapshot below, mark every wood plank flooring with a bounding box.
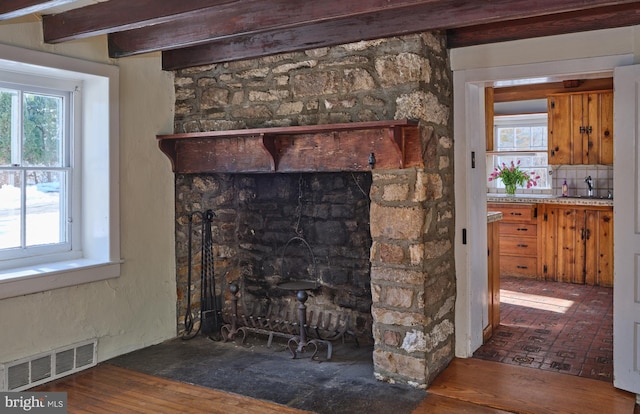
[423,358,635,414]
[33,357,636,414]
[35,364,311,414]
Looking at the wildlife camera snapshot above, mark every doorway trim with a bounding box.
[453,53,634,358]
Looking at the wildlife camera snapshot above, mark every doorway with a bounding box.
[475,78,614,381]
[453,54,635,390]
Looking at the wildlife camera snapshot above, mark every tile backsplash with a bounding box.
[486,164,613,197]
[551,165,613,198]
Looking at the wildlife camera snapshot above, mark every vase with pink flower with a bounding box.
[488,160,540,196]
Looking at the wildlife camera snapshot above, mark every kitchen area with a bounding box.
[486,77,614,289]
[481,79,615,378]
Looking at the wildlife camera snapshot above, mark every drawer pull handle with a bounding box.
[517,244,528,248]
[510,212,523,216]
[516,265,529,269]
[517,228,528,231]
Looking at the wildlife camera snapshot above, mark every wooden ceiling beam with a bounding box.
[109,0,638,59]
[110,0,444,57]
[448,2,640,48]
[0,0,77,20]
[42,0,238,43]
[160,8,431,70]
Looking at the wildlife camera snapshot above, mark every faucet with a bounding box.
[585,176,594,197]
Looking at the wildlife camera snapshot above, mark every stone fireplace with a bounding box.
[165,32,455,387]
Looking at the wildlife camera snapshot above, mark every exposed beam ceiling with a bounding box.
[0,0,78,20]
[448,2,640,48]
[3,0,640,70]
[42,0,237,43]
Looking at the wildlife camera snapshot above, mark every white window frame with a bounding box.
[0,78,75,260]
[0,44,121,299]
[493,113,548,152]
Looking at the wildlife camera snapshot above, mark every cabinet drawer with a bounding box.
[500,236,537,256]
[500,256,538,277]
[488,203,536,223]
[499,222,537,236]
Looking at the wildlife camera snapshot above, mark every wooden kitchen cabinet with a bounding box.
[547,90,613,165]
[540,204,613,287]
[485,215,501,342]
[487,203,539,279]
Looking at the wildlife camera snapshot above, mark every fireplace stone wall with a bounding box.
[171,32,454,387]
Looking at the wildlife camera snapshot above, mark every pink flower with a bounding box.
[487,158,539,190]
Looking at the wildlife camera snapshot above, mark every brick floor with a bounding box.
[473,276,613,382]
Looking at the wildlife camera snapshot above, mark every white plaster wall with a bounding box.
[0,17,176,363]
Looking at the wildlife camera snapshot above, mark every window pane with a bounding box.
[22,93,63,167]
[531,126,547,149]
[26,170,66,246]
[514,127,531,149]
[0,89,18,166]
[0,171,21,249]
[497,127,515,150]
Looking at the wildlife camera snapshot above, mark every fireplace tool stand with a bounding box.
[181,209,223,341]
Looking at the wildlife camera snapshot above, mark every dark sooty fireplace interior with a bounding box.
[176,171,374,345]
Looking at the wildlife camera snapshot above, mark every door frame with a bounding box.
[453,54,633,357]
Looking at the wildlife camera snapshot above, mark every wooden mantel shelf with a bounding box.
[156,119,423,174]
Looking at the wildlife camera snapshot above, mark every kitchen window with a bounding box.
[487,114,551,191]
[0,44,121,299]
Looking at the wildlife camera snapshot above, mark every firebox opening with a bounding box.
[176,171,374,346]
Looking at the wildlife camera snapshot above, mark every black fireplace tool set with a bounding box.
[181,209,223,341]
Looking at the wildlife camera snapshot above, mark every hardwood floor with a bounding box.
[34,358,636,413]
[424,358,635,414]
[34,364,311,414]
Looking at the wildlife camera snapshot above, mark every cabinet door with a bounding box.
[548,91,613,165]
[584,92,614,164]
[548,94,574,165]
[556,207,582,284]
[542,204,613,286]
[582,207,614,286]
[595,91,614,165]
[543,205,583,284]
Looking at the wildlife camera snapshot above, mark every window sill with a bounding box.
[0,259,123,300]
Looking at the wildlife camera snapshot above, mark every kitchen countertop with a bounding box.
[487,211,503,223]
[487,193,613,207]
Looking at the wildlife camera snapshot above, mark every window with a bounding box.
[487,114,551,191]
[0,81,74,260]
[0,44,120,299]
